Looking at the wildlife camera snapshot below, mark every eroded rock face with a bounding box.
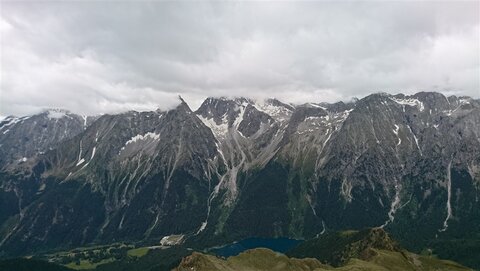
[0,109,96,169]
[0,92,479,258]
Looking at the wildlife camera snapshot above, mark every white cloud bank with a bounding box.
[0,1,479,116]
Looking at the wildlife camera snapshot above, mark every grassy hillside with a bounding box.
[175,228,472,271]
[174,248,471,271]
[287,228,400,266]
[174,248,328,271]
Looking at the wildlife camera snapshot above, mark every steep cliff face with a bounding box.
[0,109,95,169]
[0,101,220,255]
[0,92,479,259]
[218,92,480,247]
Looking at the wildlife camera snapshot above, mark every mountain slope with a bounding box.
[0,92,478,269]
[174,247,471,271]
[287,228,400,266]
[0,100,221,255]
[210,92,480,248]
[0,109,95,169]
[175,248,328,271]
[176,228,471,271]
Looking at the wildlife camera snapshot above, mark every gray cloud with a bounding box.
[1,1,479,116]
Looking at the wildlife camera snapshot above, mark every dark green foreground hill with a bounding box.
[175,228,472,271]
[287,227,401,266]
[0,258,72,271]
[0,228,473,271]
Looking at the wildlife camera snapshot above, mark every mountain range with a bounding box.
[0,92,479,268]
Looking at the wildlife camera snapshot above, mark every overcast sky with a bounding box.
[1,1,479,116]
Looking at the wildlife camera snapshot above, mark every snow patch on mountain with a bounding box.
[305,116,327,122]
[124,132,160,146]
[254,100,293,122]
[334,109,354,123]
[198,115,229,139]
[233,103,247,128]
[76,158,85,166]
[307,103,327,110]
[440,161,453,232]
[393,124,402,147]
[196,221,207,235]
[320,220,326,235]
[341,178,353,203]
[407,125,422,156]
[0,117,21,133]
[393,124,400,135]
[91,146,96,160]
[380,183,401,228]
[391,97,425,111]
[458,97,472,105]
[76,140,83,165]
[47,109,69,119]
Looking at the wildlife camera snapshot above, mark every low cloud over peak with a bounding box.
[1,1,479,116]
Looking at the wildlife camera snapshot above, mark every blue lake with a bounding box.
[210,237,303,258]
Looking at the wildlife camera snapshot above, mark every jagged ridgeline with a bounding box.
[0,92,479,268]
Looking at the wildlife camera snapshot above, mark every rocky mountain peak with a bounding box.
[0,91,479,268]
[174,95,193,114]
[42,108,71,118]
[196,97,246,127]
[0,110,93,169]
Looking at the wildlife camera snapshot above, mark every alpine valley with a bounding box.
[0,92,479,269]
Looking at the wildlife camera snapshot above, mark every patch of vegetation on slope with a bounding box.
[174,228,472,271]
[43,242,133,269]
[40,241,191,271]
[174,248,328,271]
[287,227,400,266]
[174,247,471,271]
[93,246,191,271]
[427,238,480,270]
